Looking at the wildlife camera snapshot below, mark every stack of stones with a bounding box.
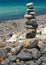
[24,2,38,38]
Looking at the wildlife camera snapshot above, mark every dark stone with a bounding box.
[25,19,38,29]
[26,31,36,38]
[17,51,33,61]
[0,48,7,58]
[8,33,13,37]
[27,9,34,12]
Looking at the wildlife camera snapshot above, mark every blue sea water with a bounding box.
[0,0,46,21]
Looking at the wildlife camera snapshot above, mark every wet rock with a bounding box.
[17,51,33,61]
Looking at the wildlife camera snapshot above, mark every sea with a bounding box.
[0,0,46,21]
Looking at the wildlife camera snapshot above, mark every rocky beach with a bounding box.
[0,2,46,65]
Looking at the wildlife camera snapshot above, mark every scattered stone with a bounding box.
[11,62,26,65]
[0,48,7,59]
[41,63,46,65]
[11,44,23,55]
[9,55,17,62]
[40,57,46,63]
[16,59,20,63]
[7,34,19,43]
[25,61,38,65]
[3,46,11,52]
[31,48,41,59]
[0,40,3,46]
[38,40,46,48]
[1,58,10,65]
[42,27,46,35]
[41,47,46,54]
[17,51,33,61]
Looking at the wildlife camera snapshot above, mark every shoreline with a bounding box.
[0,12,46,22]
[0,14,46,25]
[0,14,46,36]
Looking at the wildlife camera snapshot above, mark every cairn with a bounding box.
[24,2,38,38]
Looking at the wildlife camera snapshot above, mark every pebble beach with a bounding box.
[0,1,46,65]
[0,13,46,65]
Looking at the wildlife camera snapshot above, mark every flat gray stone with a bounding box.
[31,48,41,59]
[9,55,17,62]
[17,51,33,61]
[40,57,46,63]
[0,48,7,58]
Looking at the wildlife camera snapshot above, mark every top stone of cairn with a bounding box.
[26,2,33,7]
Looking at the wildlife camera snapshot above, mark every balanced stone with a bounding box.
[26,2,33,7]
[25,19,38,29]
[27,9,34,12]
[30,12,35,15]
[25,25,34,29]
[23,38,38,48]
[24,14,33,19]
[27,6,33,9]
